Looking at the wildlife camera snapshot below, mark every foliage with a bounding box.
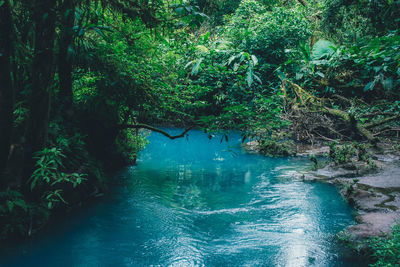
[369,224,400,267]
[288,30,400,98]
[29,146,86,209]
[0,188,29,237]
[311,40,337,60]
[321,0,400,43]
[259,136,295,157]
[225,1,311,77]
[328,142,377,170]
[351,31,400,94]
[115,130,150,163]
[329,142,357,165]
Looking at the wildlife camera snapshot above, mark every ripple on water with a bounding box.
[0,129,367,267]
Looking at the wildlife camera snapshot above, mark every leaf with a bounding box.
[202,31,210,42]
[78,28,85,37]
[74,9,82,21]
[30,179,37,190]
[296,72,304,80]
[184,60,194,69]
[253,74,262,84]
[14,199,27,212]
[227,55,236,65]
[191,58,203,76]
[299,42,310,62]
[7,200,14,212]
[382,77,393,91]
[56,191,68,204]
[92,27,106,38]
[251,55,258,66]
[246,68,254,87]
[175,7,185,15]
[363,81,375,92]
[275,69,286,81]
[311,40,337,60]
[196,45,208,53]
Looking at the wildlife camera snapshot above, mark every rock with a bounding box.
[296,145,329,156]
[357,162,400,190]
[350,188,391,212]
[243,140,260,152]
[302,165,358,181]
[293,144,400,246]
[346,212,400,241]
[384,192,400,210]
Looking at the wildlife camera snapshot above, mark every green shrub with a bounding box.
[115,129,149,163]
[226,1,311,75]
[328,142,376,169]
[259,131,295,157]
[369,224,400,267]
[29,147,87,209]
[329,142,357,165]
[0,188,30,237]
[259,139,295,157]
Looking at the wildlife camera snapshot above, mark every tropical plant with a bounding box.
[369,224,400,267]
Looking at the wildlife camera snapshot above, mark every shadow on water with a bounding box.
[0,129,369,266]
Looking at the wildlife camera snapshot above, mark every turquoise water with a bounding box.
[0,129,365,266]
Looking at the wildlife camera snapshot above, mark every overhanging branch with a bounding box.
[118,123,194,139]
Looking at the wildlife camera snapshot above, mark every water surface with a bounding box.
[1,129,364,266]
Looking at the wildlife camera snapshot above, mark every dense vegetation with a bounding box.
[0,0,399,264]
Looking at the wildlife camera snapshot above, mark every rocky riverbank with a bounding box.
[244,140,400,243]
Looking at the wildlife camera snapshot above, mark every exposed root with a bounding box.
[281,80,399,143]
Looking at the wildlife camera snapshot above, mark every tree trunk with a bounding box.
[58,0,75,114]
[0,0,14,176]
[24,0,57,176]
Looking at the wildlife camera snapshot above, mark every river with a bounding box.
[0,129,366,266]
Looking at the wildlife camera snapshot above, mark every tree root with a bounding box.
[282,80,398,142]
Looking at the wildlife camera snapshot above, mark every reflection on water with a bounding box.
[0,129,366,266]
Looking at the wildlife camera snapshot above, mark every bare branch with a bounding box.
[364,115,400,129]
[119,124,194,139]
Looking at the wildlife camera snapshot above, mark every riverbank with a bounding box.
[244,140,400,245]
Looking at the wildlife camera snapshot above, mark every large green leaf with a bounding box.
[196,45,209,53]
[311,40,336,60]
[191,58,204,76]
[246,67,254,87]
